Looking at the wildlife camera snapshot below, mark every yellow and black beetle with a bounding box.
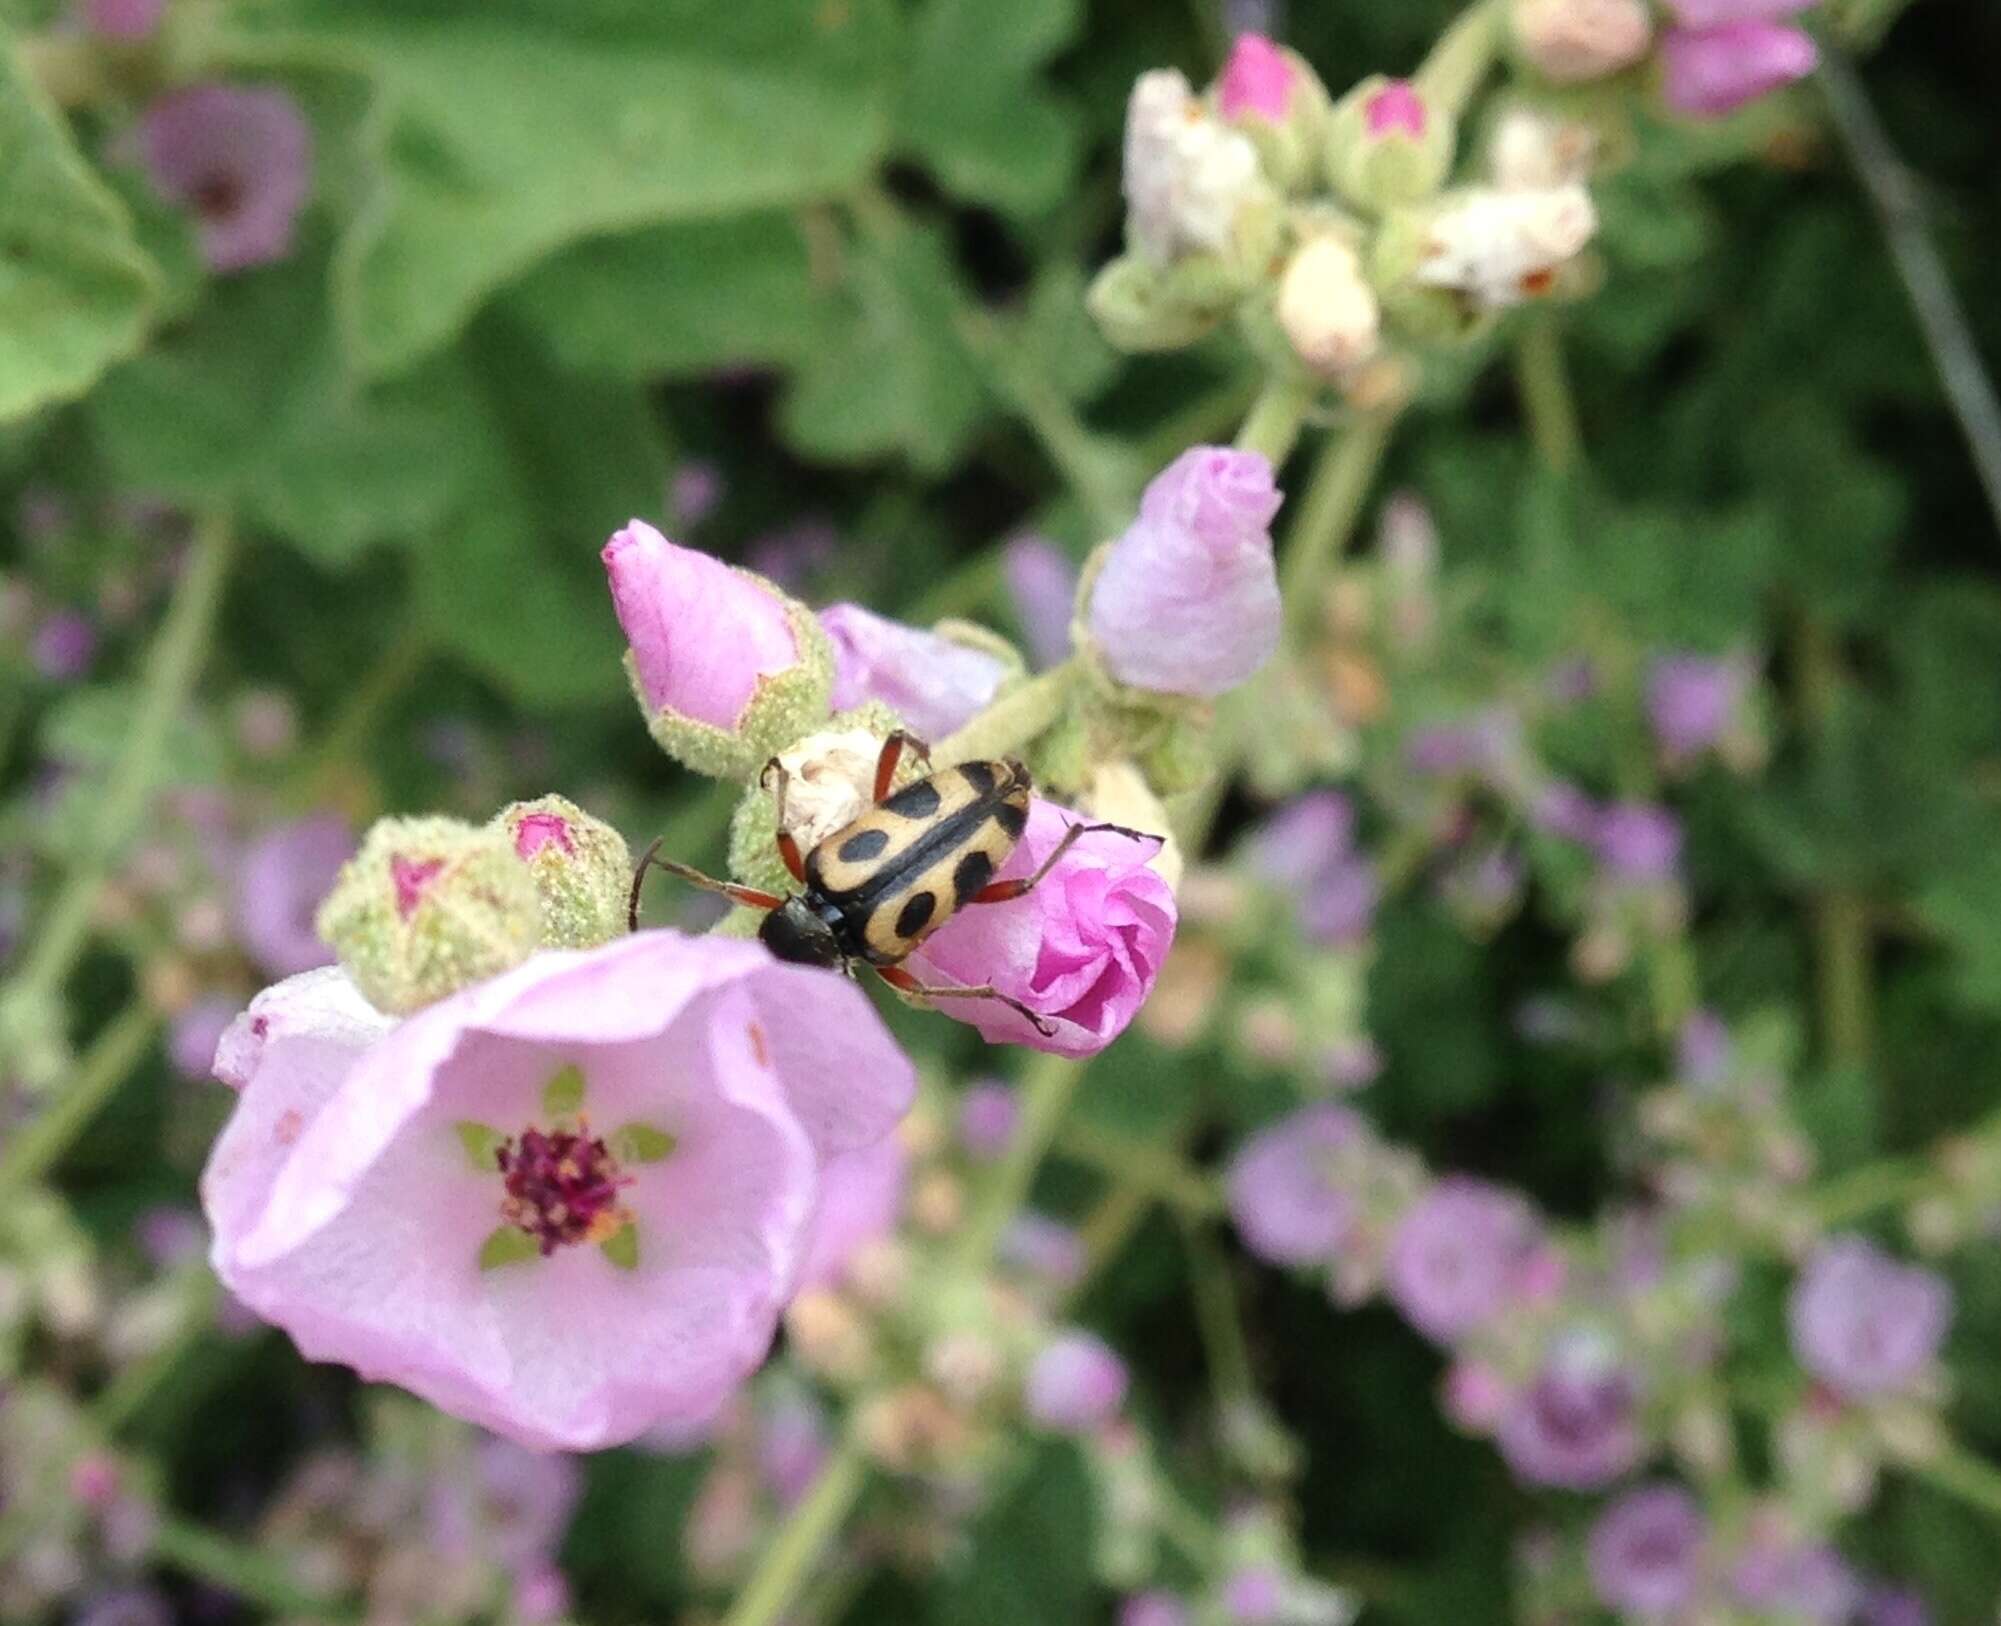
[629,730,1157,1036]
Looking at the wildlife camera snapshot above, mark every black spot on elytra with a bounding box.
[958,760,997,795]
[953,848,994,905]
[885,778,941,820]
[994,798,1028,840]
[894,890,937,939]
[837,826,890,863]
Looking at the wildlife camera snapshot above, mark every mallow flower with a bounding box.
[202,933,915,1450]
[904,800,1175,1057]
[1659,3,1819,119]
[819,604,1012,742]
[232,813,354,979]
[1385,1177,1545,1344]
[1587,1484,1708,1614]
[137,84,313,273]
[1226,1104,1368,1267]
[1496,1329,1644,1488]
[603,521,831,780]
[1787,1235,1952,1400]
[1086,447,1284,698]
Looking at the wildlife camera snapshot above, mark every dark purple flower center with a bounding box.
[191,170,244,222]
[496,1126,630,1255]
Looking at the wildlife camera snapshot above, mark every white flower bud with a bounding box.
[1489,104,1599,191]
[1124,70,1275,267]
[1276,234,1382,378]
[1411,184,1598,311]
[1510,0,1652,85]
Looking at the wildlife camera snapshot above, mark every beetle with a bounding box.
[628,729,1158,1036]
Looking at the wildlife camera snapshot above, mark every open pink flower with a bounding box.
[820,604,1010,741]
[138,84,312,273]
[604,521,803,731]
[793,1131,907,1293]
[905,800,1174,1057]
[1086,447,1283,697]
[203,933,914,1451]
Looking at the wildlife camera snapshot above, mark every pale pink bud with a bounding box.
[1660,22,1819,118]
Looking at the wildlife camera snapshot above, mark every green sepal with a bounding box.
[479,1226,539,1271]
[600,1226,640,1271]
[542,1064,586,1119]
[611,1123,677,1163]
[454,1120,507,1172]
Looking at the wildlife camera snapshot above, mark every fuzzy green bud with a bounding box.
[315,816,541,1014]
[1325,76,1457,213]
[1087,253,1239,353]
[489,795,631,950]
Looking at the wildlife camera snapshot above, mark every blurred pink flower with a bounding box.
[1665,0,1813,22]
[1025,1330,1129,1433]
[138,84,312,273]
[1496,1332,1643,1488]
[1660,21,1818,118]
[793,1130,907,1293]
[83,0,165,38]
[905,799,1174,1056]
[604,520,803,730]
[1086,447,1284,697]
[202,934,914,1450]
[820,603,1009,740]
[1001,534,1077,669]
[232,813,353,978]
[1217,34,1297,121]
[1385,1177,1545,1344]
[1588,1484,1708,1615]
[1226,1104,1365,1266]
[1788,1235,1952,1400]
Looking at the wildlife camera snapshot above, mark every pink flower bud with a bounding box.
[1086,447,1283,697]
[820,603,1011,740]
[1024,1330,1129,1433]
[1365,79,1427,137]
[905,800,1176,1057]
[1511,0,1654,84]
[1217,34,1298,121]
[1660,22,1819,118]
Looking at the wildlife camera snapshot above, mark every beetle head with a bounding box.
[757,896,844,969]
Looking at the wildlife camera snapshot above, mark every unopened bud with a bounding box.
[491,795,630,949]
[1325,77,1456,213]
[1509,0,1652,84]
[1399,184,1599,313]
[315,816,541,1014]
[1275,234,1382,378]
[1213,34,1333,194]
[1124,69,1282,272]
[1488,104,1600,192]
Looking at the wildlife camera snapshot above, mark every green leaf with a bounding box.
[0,38,158,421]
[894,0,1081,216]
[454,1120,506,1172]
[478,1225,539,1271]
[507,213,834,379]
[599,1224,639,1271]
[610,1123,677,1164]
[218,0,899,376]
[778,219,987,473]
[89,249,473,568]
[541,1064,586,1119]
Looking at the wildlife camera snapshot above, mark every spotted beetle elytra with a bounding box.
[628,730,1160,1037]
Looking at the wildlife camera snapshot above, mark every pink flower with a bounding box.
[604,520,803,731]
[1226,1104,1366,1266]
[1024,1330,1129,1432]
[202,934,915,1450]
[1217,34,1297,121]
[794,1131,907,1292]
[820,603,1009,740]
[231,813,354,978]
[1787,1235,1952,1400]
[1086,447,1283,697]
[138,84,312,274]
[1665,0,1814,23]
[1660,22,1818,118]
[1364,79,1428,137]
[1001,534,1077,669]
[904,800,1175,1057]
[83,0,166,39]
[1385,1177,1545,1344]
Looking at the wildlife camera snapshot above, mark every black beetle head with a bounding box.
[757,896,844,969]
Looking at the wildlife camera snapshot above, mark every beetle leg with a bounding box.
[628,836,786,930]
[872,729,933,804]
[971,820,1165,905]
[760,758,807,884]
[874,963,1057,1037]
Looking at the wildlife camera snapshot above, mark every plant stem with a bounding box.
[718,1423,871,1626]
[283,620,429,809]
[954,1051,1086,1271]
[1809,1153,1933,1227]
[1181,1216,1256,1406]
[1912,1444,2001,1525]
[1234,374,1316,467]
[1414,0,1504,116]
[1057,1119,1223,1214]
[151,1519,362,1619]
[1816,889,1873,1069]
[936,661,1077,766]
[0,1002,158,1194]
[4,513,234,1016]
[1514,314,1582,474]
[1281,414,1397,641]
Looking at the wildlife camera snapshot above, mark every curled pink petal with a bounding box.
[1660,22,1819,118]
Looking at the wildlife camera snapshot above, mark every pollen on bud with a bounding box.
[1275,233,1382,380]
[1510,0,1654,85]
[490,794,632,950]
[315,816,542,1014]
[1324,75,1456,213]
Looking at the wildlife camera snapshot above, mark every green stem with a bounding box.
[1057,1119,1223,1215]
[936,661,1078,767]
[1514,315,1582,474]
[282,620,429,809]
[1140,373,1265,468]
[1233,374,1316,467]
[1912,1445,2001,1525]
[0,1003,158,1194]
[1809,1153,1933,1227]
[1413,0,1505,116]
[1281,414,1397,641]
[954,1051,1086,1271]
[4,513,234,1013]
[1181,1216,1256,1406]
[152,1519,361,1619]
[719,1424,871,1626]
[1816,889,1873,1069]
